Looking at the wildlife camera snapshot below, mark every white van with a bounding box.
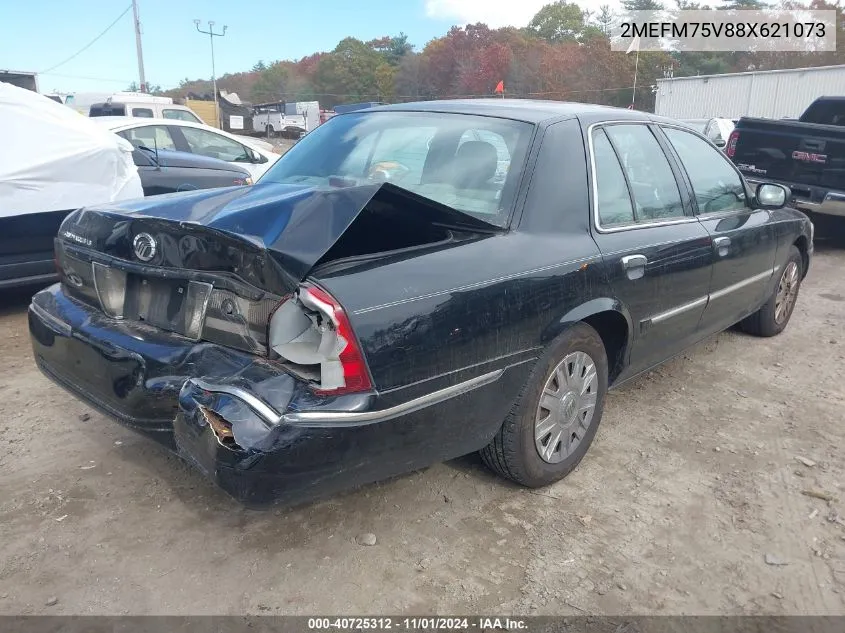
[88,93,203,124]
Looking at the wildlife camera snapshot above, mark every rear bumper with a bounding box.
[745,177,845,218]
[29,285,528,506]
[794,193,845,218]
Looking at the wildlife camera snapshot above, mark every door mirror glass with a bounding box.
[756,183,788,209]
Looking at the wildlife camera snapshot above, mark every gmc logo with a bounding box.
[792,151,827,164]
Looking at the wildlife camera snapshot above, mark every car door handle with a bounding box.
[621,254,647,280]
[713,237,731,257]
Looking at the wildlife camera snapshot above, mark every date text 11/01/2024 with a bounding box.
[307,618,527,630]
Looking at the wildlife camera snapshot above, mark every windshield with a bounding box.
[259,110,534,227]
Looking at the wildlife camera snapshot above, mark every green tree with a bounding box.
[528,2,588,43]
[126,81,162,93]
[594,5,615,36]
[314,37,383,106]
[368,33,414,66]
[251,60,267,72]
[723,0,768,7]
[621,0,664,10]
[250,62,289,102]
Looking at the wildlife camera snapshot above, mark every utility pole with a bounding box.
[132,0,147,92]
[194,20,227,128]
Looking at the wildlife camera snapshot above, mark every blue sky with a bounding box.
[1,0,610,94]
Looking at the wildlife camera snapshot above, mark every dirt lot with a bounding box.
[1,242,844,616]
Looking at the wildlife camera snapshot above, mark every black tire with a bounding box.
[741,245,803,337]
[267,125,276,138]
[480,322,609,488]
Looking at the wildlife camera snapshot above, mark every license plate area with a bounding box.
[122,274,213,340]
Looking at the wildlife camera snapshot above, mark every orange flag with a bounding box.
[494,80,504,94]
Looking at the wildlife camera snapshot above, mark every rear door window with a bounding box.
[592,129,636,227]
[120,125,177,151]
[604,124,685,222]
[178,126,252,162]
[132,108,154,118]
[163,109,202,123]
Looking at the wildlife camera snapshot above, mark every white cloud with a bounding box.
[424,0,550,28]
[424,0,617,28]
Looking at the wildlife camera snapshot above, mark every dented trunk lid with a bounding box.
[58,181,501,295]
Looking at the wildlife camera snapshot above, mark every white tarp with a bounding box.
[0,81,144,218]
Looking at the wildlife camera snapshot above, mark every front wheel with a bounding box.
[480,323,608,488]
[741,245,803,337]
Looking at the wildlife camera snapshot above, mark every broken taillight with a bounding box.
[725,130,740,158]
[268,283,373,395]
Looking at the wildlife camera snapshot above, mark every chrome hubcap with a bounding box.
[774,261,800,325]
[534,351,598,464]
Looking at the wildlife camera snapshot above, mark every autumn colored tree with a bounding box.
[163,0,845,113]
[375,63,397,100]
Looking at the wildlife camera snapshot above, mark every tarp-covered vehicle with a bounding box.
[0,82,143,289]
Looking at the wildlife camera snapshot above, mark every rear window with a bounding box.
[261,111,534,227]
[162,108,202,123]
[89,103,126,117]
[800,100,845,126]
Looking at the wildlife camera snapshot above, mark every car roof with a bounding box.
[89,116,205,130]
[88,116,280,156]
[365,99,656,124]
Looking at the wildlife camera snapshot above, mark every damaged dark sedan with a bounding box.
[29,100,814,506]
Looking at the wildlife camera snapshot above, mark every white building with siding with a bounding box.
[655,64,845,119]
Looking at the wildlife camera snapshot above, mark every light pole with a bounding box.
[132,0,147,92]
[194,19,227,128]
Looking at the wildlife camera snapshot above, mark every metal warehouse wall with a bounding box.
[655,65,845,119]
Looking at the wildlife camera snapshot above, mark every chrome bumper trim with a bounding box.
[189,378,284,426]
[188,369,505,428]
[792,192,845,218]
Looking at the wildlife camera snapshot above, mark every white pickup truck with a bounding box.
[252,101,319,138]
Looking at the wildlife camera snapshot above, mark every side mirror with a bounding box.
[714,138,726,148]
[756,182,789,209]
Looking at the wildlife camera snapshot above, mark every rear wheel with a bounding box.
[741,245,803,337]
[480,323,608,488]
[266,125,276,138]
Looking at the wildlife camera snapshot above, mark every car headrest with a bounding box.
[452,141,498,188]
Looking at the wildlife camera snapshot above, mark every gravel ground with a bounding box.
[0,241,843,616]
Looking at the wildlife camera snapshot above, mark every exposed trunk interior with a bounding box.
[313,182,500,272]
[319,198,451,263]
